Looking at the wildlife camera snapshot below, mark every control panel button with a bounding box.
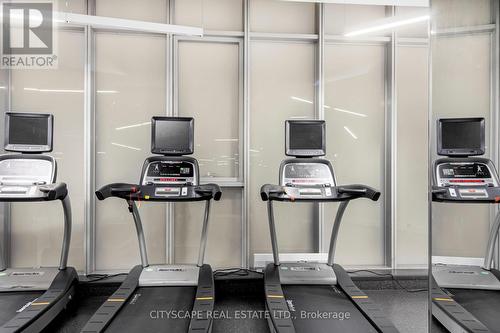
[325,187,332,196]
[155,187,181,196]
[181,187,188,196]
[449,188,457,197]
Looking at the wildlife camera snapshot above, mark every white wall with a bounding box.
[2,0,434,272]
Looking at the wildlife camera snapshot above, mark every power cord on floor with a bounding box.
[85,273,128,282]
[213,268,263,278]
[347,269,428,293]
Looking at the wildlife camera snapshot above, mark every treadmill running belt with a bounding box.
[282,285,378,333]
[448,288,500,333]
[0,292,44,327]
[103,286,196,333]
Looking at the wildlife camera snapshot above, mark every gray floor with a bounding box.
[366,289,450,333]
[366,290,429,333]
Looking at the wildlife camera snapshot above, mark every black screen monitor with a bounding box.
[437,118,485,156]
[151,117,194,155]
[4,112,53,153]
[285,120,326,157]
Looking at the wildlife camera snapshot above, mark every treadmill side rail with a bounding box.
[264,264,296,333]
[188,264,214,333]
[431,277,491,333]
[80,265,143,333]
[333,264,399,333]
[0,267,78,333]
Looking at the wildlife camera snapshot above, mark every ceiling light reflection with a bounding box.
[345,15,430,37]
[333,107,367,118]
[343,126,358,140]
[115,122,150,131]
[111,142,141,151]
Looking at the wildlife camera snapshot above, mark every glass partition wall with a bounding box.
[0,0,431,274]
[429,0,499,331]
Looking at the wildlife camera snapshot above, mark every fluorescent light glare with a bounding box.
[291,96,332,110]
[111,142,141,151]
[214,138,239,142]
[291,96,314,104]
[333,107,367,118]
[24,87,83,93]
[115,122,150,131]
[345,15,430,37]
[343,126,358,140]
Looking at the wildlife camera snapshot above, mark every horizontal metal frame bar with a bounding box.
[92,29,167,37]
[432,24,496,36]
[249,32,319,41]
[174,36,242,43]
[204,30,244,38]
[55,11,203,36]
[54,25,85,32]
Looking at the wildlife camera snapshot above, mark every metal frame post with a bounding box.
[197,200,212,267]
[59,196,72,270]
[327,201,349,266]
[129,201,149,268]
[267,201,280,266]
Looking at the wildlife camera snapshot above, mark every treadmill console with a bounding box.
[280,161,336,199]
[434,160,500,201]
[142,160,196,185]
[141,159,198,198]
[0,156,55,198]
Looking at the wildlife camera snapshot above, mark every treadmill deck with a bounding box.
[104,286,196,333]
[447,288,500,333]
[0,291,44,327]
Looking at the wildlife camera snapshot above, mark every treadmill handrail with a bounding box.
[0,182,68,202]
[96,183,222,202]
[262,183,380,267]
[260,183,380,202]
[0,182,71,271]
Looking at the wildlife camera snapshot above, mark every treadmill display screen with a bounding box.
[284,164,332,179]
[438,118,485,156]
[286,120,325,157]
[151,117,194,155]
[147,162,194,178]
[439,164,491,179]
[5,113,53,152]
[289,123,323,150]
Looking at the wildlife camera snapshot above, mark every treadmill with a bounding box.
[431,117,500,333]
[260,120,399,333]
[81,117,221,333]
[0,112,77,333]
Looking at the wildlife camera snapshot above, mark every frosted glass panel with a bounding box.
[325,4,387,36]
[396,45,429,267]
[56,0,86,13]
[96,0,167,23]
[95,33,167,270]
[9,30,85,270]
[250,41,316,258]
[396,6,429,38]
[175,189,242,268]
[324,43,385,266]
[174,0,243,31]
[177,41,240,179]
[432,34,491,258]
[432,0,491,29]
[250,0,315,34]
